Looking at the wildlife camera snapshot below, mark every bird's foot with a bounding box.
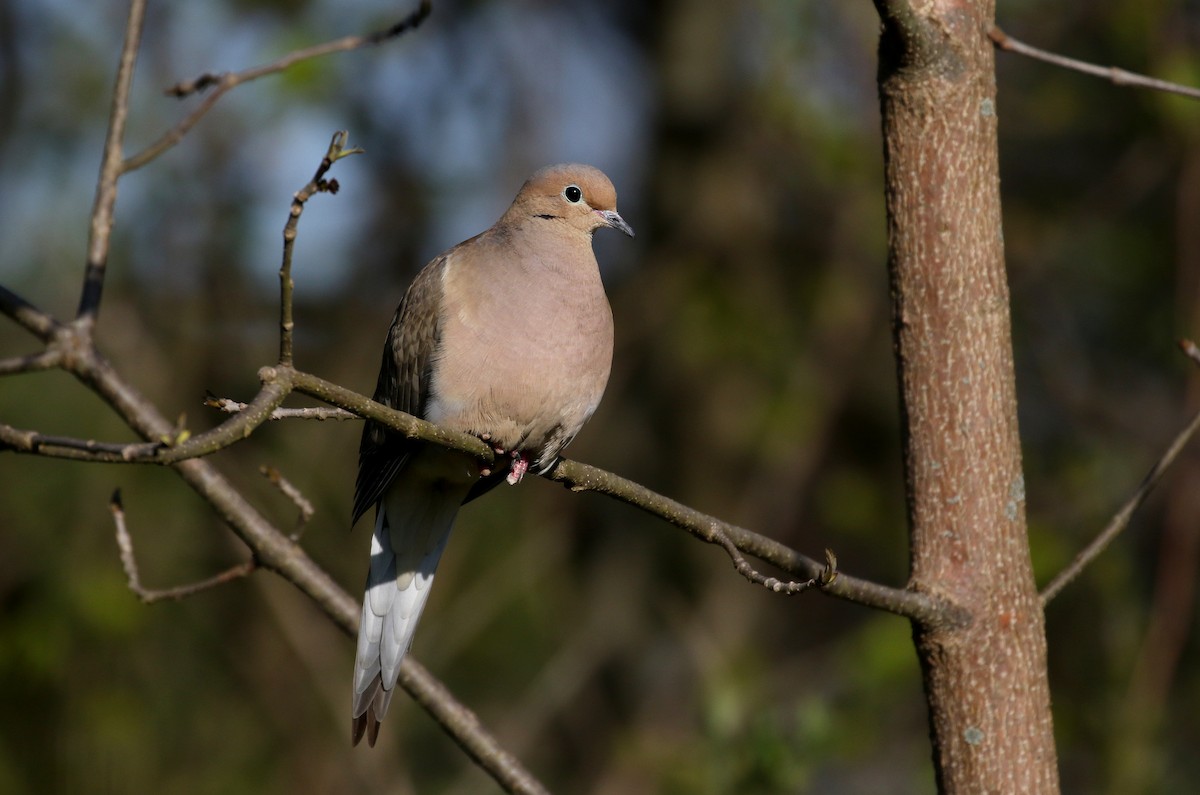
[474,433,526,483]
[506,452,529,485]
[476,433,507,477]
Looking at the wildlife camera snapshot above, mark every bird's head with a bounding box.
[511,163,635,239]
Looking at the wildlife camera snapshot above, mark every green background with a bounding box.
[2,1,1199,792]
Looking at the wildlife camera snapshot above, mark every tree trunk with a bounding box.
[874,1,1061,791]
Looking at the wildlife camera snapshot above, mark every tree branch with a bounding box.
[720,543,838,595]
[206,393,356,421]
[260,465,315,538]
[4,309,954,632]
[0,284,62,342]
[121,1,432,174]
[292,370,947,620]
[112,489,258,603]
[279,131,363,367]
[989,25,1200,102]
[4,357,956,629]
[1041,341,1200,604]
[0,423,158,460]
[547,457,961,626]
[78,0,147,325]
[0,349,62,376]
[4,339,955,627]
[0,370,291,463]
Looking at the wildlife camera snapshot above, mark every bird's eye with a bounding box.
[564,185,583,203]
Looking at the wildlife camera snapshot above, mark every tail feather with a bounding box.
[351,475,466,746]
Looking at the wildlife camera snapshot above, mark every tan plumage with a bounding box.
[351,164,633,746]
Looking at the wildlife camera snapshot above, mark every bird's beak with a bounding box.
[597,209,635,238]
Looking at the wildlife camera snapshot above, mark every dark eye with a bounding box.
[564,185,582,203]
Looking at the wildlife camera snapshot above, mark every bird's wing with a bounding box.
[352,255,447,525]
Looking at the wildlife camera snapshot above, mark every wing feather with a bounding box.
[352,255,448,525]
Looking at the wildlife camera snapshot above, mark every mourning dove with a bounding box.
[350,164,634,746]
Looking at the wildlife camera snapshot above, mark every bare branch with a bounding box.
[0,423,160,460]
[279,131,364,367]
[79,0,148,325]
[166,1,432,98]
[136,368,291,460]
[990,26,1200,102]
[206,393,356,421]
[260,465,315,538]
[1041,342,1200,603]
[717,541,838,595]
[0,349,63,376]
[0,284,62,342]
[277,386,852,619]
[1040,408,1200,604]
[8,350,950,626]
[121,1,432,173]
[0,370,291,464]
[1,363,465,465]
[546,458,962,627]
[111,489,257,603]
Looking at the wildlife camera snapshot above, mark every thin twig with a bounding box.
[0,284,62,341]
[0,349,63,376]
[716,539,838,595]
[165,1,432,98]
[0,425,161,460]
[205,393,356,420]
[990,25,1200,102]
[78,0,148,325]
[111,489,257,603]
[278,131,363,367]
[1,362,457,465]
[0,371,291,464]
[1041,393,1200,604]
[260,465,315,538]
[121,1,431,174]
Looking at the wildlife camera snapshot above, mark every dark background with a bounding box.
[2,1,1199,792]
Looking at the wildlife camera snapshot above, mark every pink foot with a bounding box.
[506,453,529,485]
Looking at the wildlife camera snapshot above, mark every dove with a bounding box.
[350,164,633,746]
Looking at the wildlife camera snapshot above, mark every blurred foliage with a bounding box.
[2,0,1200,792]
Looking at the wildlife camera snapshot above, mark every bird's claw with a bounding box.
[506,454,529,485]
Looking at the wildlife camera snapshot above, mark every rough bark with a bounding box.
[875,1,1061,791]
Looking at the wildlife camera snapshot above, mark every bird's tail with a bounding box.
[351,476,466,746]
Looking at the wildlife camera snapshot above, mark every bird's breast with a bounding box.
[428,263,613,460]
